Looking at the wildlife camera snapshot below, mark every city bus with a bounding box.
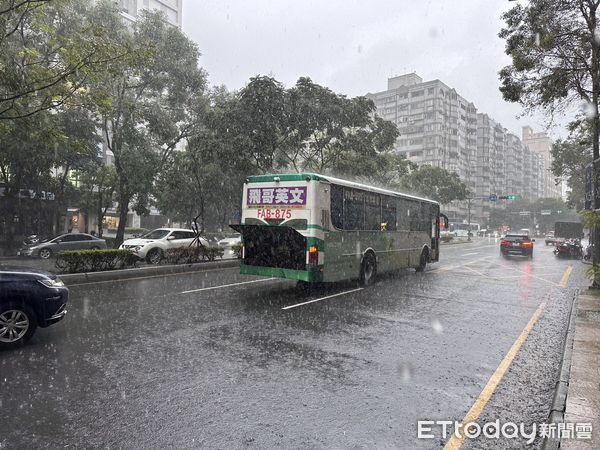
[231,173,448,286]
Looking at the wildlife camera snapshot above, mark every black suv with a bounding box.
[500,234,535,258]
[0,266,68,350]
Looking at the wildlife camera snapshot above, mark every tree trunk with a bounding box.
[115,189,130,247]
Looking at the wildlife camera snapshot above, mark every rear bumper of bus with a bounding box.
[240,263,323,283]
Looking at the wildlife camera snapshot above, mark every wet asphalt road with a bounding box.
[0,239,586,449]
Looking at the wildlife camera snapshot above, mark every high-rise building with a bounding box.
[118,0,182,27]
[367,73,557,225]
[522,126,561,198]
[366,73,478,221]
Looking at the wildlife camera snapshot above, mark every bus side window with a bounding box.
[344,196,364,230]
[330,184,344,229]
[382,196,396,231]
[409,201,421,231]
[364,193,381,230]
[396,198,410,231]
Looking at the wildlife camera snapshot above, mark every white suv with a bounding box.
[119,228,208,264]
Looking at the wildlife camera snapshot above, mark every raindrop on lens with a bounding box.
[431,319,443,334]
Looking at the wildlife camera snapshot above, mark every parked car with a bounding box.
[0,266,68,350]
[119,228,209,264]
[18,233,107,259]
[217,234,242,258]
[500,234,535,258]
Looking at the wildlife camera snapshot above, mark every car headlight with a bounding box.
[38,278,65,288]
[134,245,143,252]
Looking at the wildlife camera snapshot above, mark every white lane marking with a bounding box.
[435,255,493,272]
[282,288,364,310]
[178,277,276,294]
[461,252,479,257]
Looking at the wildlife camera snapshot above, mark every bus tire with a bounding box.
[360,252,377,286]
[295,280,312,293]
[415,248,428,272]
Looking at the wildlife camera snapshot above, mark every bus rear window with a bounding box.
[281,219,308,230]
[244,218,267,225]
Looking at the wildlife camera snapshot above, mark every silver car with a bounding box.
[18,233,107,259]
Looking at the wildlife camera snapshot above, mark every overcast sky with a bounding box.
[182,0,562,139]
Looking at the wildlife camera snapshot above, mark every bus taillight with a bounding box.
[308,245,318,266]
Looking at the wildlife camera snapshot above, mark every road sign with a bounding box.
[489,193,497,202]
[519,211,530,216]
[540,210,551,215]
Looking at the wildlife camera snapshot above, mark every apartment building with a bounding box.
[367,73,557,224]
[118,0,182,27]
[366,73,478,221]
[522,126,562,198]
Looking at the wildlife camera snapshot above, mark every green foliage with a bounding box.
[231,243,242,259]
[585,264,600,286]
[551,119,593,210]
[401,165,469,204]
[499,0,600,164]
[55,249,137,273]
[580,210,600,229]
[488,197,577,231]
[0,0,134,120]
[90,7,208,246]
[164,246,224,264]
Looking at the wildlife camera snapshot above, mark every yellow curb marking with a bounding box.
[559,265,573,288]
[443,301,546,450]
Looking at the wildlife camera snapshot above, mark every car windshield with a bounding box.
[139,230,170,240]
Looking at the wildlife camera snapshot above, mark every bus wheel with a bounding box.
[415,248,428,272]
[360,253,377,286]
[296,280,312,293]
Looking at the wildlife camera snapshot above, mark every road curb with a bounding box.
[58,259,240,285]
[541,288,579,450]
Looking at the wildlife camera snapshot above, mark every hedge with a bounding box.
[231,243,242,259]
[164,246,224,264]
[56,249,138,273]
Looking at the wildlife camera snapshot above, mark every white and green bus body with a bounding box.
[232,173,444,284]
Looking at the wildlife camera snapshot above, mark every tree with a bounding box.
[401,165,469,205]
[499,1,600,158]
[78,163,117,237]
[551,119,592,210]
[155,87,252,232]
[0,0,133,121]
[499,0,600,273]
[91,6,207,246]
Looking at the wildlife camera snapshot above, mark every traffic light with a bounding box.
[498,195,518,201]
[556,209,563,214]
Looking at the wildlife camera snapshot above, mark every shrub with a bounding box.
[164,246,224,264]
[56,249,138,274]
[232,243,243,259]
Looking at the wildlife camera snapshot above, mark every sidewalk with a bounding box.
[562,291,600,449]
